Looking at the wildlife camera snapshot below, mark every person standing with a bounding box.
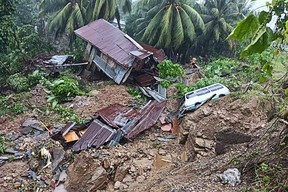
[191,57,198,68]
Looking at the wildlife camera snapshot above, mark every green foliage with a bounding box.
[204,58,240,77]
[15,0,41,26]
[52,105,84,123]
[43,76,85,108]
[28,70,48,87]
[0,24,52,84]
[193,0,246,56]
[0,0,16,53]
[17,25,53,57]
[127,87,143,99]
[228,0,287,59]
[0,95,24,117]
[40,0,132,43]
[6,73,30,92]
[136,0,205,50]
[158,60,184,88]
[0,136,6,154]
[67,37,85,62]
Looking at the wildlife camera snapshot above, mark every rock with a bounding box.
[22,118,43,132]
[28,170,37,180]
[114,181,128,190]
[11,173,18,178]
[0,156,9,161]
[103,158,110,169]
[136,175,145,183]
[158,149,166,155]
[5,132,21,141]
[57,170,67,185]
[53,184,68,192]
[130,166,136,172]
[65,152,108,191]
[52,147,65,173]
[5,148,18,154]
[202,107,212,116]
[218,168,241,186]
[114,165,129,182]
[114,181,122,189]
[122,174,134,183]
[153,154,173,170]
[132,158,153,171]
[14,182,21,188]
[195,137,213,149]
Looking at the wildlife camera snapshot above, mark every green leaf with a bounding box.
[258,11,269,24]
[259,75,266,83]
[285,21,288,42]
[227,14,260,42]
[285,89,288,95]
[240,27,274,58]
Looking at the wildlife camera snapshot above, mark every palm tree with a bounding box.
[40,0,131,41]
[89,0,131,29]
[133,0,204,58]
[194,0,246,55]
[40,0,87,41]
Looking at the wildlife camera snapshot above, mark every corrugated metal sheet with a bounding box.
[140,43,167,63]
[134,73,156,87]
[95,104,139,128]
[72,119,116,152]
[130,50,152,60]
[122,100,166,139]
[75,19,141,68]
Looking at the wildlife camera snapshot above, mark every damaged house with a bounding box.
[75,19,166,85]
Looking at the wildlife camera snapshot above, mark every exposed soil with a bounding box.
[0,79,281,192]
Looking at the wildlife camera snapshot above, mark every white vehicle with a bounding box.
[180,83,230,112]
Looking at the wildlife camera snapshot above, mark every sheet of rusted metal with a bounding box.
[95,104,139,128]
[130,50,152,60]
[122,100,166,139]
[72,120,116,152]
[139,43,167,63]
[75,19,144,68]
[134,73,156,87]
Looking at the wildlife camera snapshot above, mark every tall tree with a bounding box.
[132,0,205,58]
[40,0,132,42]
[0,0,16,53]
[194,0,246,55]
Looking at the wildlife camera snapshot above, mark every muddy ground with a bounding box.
[0,76,281,192]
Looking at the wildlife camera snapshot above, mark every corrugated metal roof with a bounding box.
[95,104,139,128]
[140,43,167,63]
[72,119,116,152]
[75,19,143,68]
[122,100,166,139]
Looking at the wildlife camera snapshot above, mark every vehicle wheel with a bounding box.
[219,94,225,98]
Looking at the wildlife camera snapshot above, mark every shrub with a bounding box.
[6,73,30,92]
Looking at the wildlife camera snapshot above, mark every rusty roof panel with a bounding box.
[75,19,140,68]
[134,73,156,87]
[122,100,166,139]
[72,120,116,152]
[130,50,152,60]
[95,104,139,128]
[139,43,167,63]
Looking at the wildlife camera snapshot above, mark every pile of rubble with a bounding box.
[51,101,166,152]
